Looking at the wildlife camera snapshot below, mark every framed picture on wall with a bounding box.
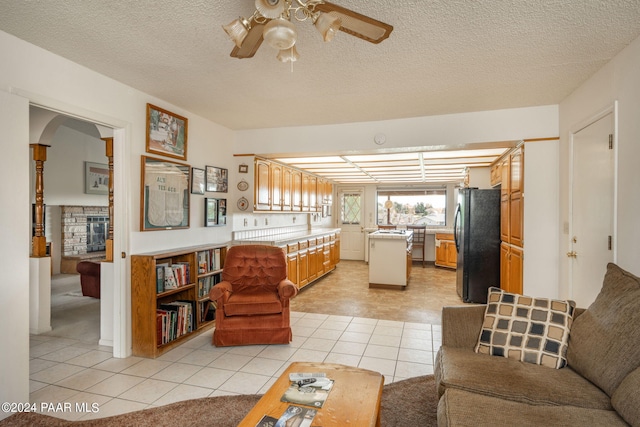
[206,166,228,192]
[140,156,190,231]
[205,198,227,227]
[85,162,109,195]
[204,198,218,227]
[146,103,188,161]
[191,167,205,195]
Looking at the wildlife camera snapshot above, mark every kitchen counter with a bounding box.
[231,228,341,246]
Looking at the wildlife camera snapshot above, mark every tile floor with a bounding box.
[29,311,441,421]
[28,260,458,421]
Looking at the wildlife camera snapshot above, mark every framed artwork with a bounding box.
[146,103,188,161]
[206,166,228,192]
[85,162,109,195]
[205,198,227,227]
[204,198,218,227]
[238,164,249,173]
[191,167,205,195]
[140,156,190,231]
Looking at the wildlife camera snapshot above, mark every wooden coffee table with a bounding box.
[238,362,384,427]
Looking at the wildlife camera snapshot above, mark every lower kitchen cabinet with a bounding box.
[435,233,457,269]
[501,242,523,294]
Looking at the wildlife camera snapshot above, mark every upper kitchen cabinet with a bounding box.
[253,158,332,212]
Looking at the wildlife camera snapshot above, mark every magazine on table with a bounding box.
[274,405,317,427]
[280,378,334,408]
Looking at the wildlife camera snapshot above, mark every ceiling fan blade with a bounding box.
[314,1,393,44]
[230,23,265,59]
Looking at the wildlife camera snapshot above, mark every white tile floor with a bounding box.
[29,311,441,421]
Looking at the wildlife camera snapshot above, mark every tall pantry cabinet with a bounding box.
[493,144,524,294]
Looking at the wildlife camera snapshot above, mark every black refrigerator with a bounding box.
[454,188,501,303]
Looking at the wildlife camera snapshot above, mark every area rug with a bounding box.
[0,375,438,426]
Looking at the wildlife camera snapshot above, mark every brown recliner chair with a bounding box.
[76,261,101,299]
[209,245,298,347]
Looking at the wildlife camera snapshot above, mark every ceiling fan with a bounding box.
[223,0,393,62]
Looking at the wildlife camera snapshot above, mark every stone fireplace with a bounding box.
[60,205,109,273]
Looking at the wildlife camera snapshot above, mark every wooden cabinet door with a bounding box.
[308,245,318,281]
[509,147,524,247]
[500,156,511,243]
[500,242,510,292]
[282,167,292,211]
[292,169,302,211]
[309,175,318,212]
[435,241,446,266]
[500,196,510,244]
[298,249,309,287]
[270,162,283,211]
[445,241,458,268]
[509,246,524,295]
[287,252,298,286]
[255,159,271,210]
[302,173,311,211]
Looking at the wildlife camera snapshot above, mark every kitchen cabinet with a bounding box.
[496,144,524,294]
[254,159,271,211]
[501,242,523,294]
[435,233,457,269]
[253,158,332,212]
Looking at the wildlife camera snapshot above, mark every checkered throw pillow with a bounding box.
[475,287,576,369]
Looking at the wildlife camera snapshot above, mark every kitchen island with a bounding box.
[368,229,413,288]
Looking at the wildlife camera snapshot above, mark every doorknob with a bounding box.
[566,251,577,258]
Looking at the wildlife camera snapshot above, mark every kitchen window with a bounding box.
[377,189,446,226]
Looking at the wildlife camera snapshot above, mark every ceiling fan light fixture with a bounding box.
[314,12,342,42]
[263,17,297,50]
[277,45,299,63]
[222,17,252,48]
[255,0,286,20]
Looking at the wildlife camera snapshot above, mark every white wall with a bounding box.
[0,29,236,414]
[0,90,30,419]
[559,34,640,297]
[235,106,559,155]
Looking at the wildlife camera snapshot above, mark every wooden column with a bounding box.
[30,144,50,257]
[102,137,114,262]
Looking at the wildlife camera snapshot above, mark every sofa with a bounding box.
[434,263,640,426]
[76,260,100,298]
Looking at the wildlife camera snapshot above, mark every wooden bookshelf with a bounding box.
[131,243,227,358]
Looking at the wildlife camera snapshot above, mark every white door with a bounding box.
[339,190,365,260]
[570,112,615,307]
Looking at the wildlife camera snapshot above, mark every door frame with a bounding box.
[16,87,132,358]
[567,101,618,301]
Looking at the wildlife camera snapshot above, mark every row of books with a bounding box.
[198,274,221,298]
[156,301,194,345]
[156,262,191,293]
[197,248,222,274]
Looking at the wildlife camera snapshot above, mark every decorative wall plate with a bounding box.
[237,197,249,211]
[237,180,249,191]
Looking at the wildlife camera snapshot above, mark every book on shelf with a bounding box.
[197,247,223,274]
[157,262,192,292]
[156,300,195,345]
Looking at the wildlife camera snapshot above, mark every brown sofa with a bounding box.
[434,263,640,426]
[76,261,100,298]
[209,245,298,347]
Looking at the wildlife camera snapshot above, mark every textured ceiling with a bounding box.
[1,0,639,132]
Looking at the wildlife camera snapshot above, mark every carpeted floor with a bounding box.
[0,375,438,426]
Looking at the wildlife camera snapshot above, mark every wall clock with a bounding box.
[237,197,249,211]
